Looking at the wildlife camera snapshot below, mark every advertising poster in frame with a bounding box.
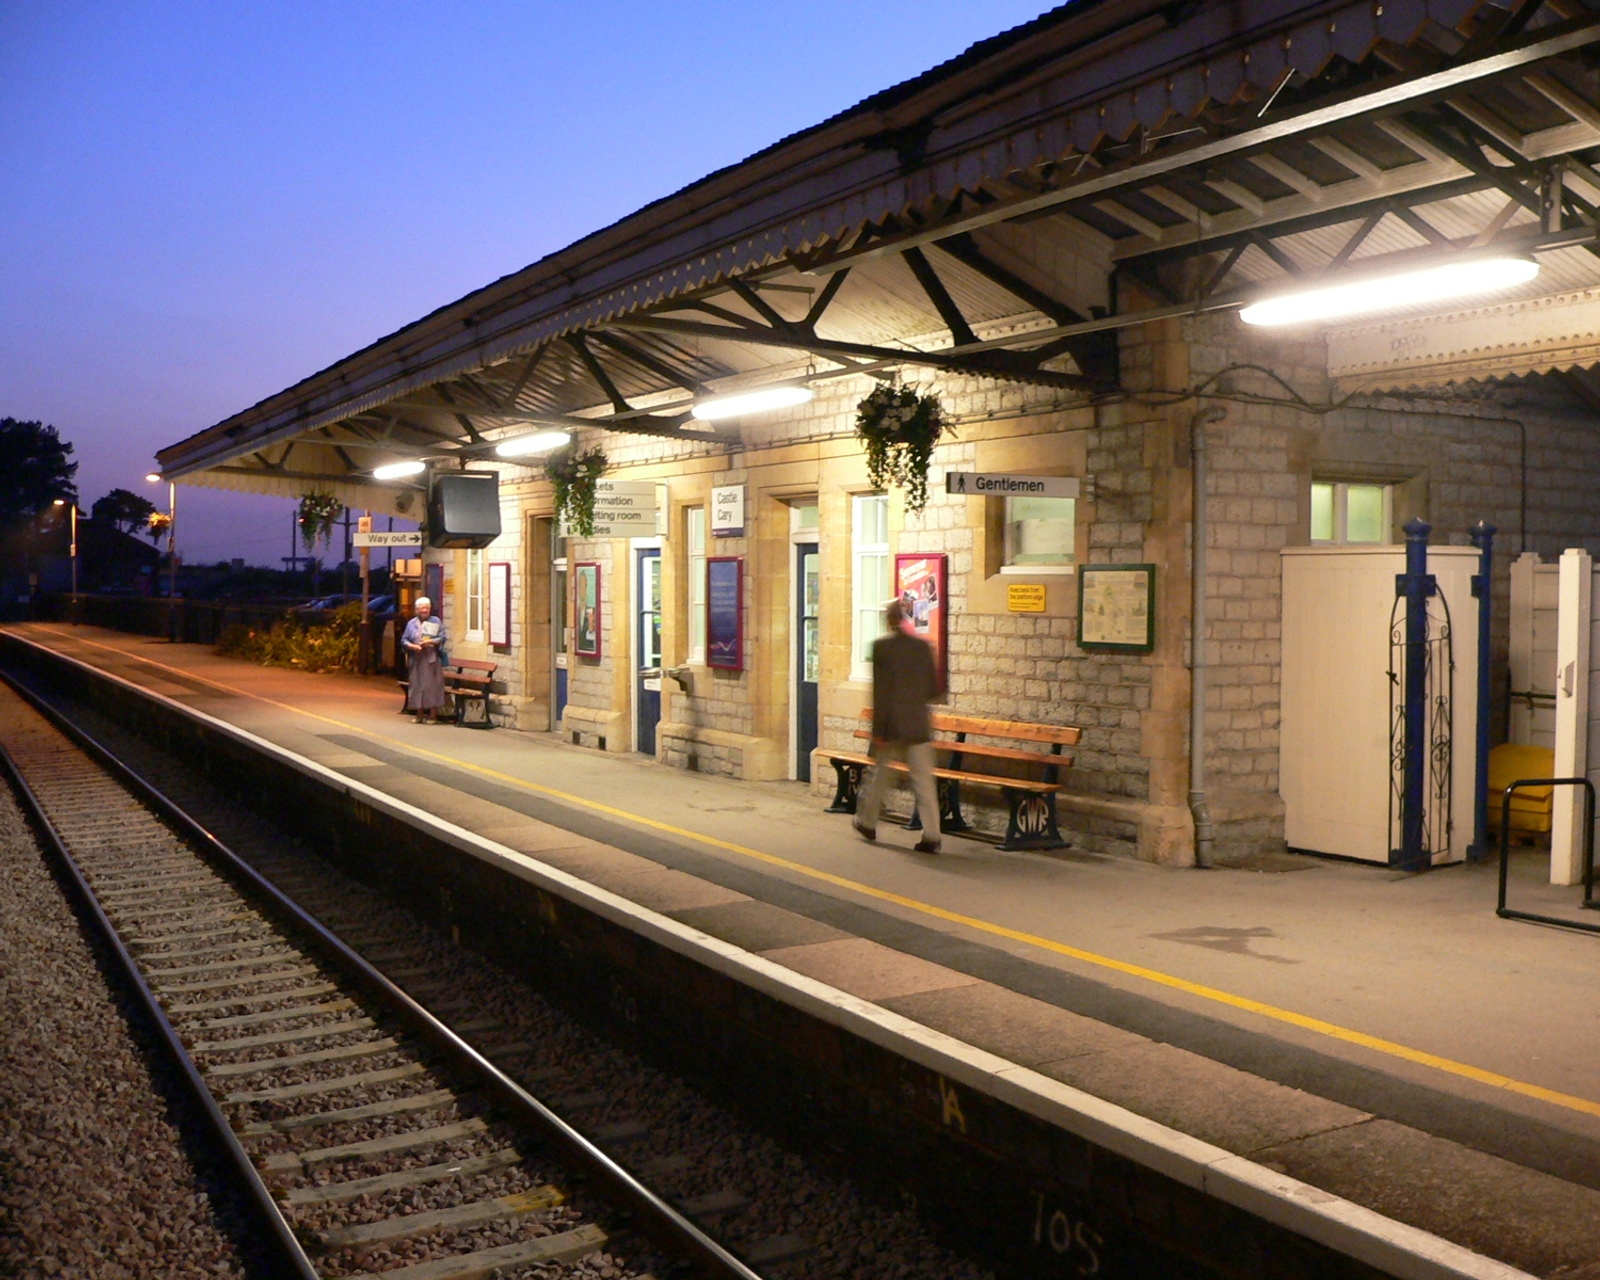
[706,556,744,671]
[894,552,948,691]
[1077,563,1156,653]
[488,562,511,648]
[574,562,601,658]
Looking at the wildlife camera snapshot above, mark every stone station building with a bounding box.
[158,0,1600,864]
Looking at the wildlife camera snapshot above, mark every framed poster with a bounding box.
[1078,563,1156,653]
[706,556,743,671]
[488,561,511,648]
[574,562,601,658]
[895,553,948,692]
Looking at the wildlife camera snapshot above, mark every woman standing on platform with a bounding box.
[402,596,448,724]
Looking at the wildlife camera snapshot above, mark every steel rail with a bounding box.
[0,667,767,1280]
[0,730,323,1280]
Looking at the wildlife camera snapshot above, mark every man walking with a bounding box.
[853,598,942,853]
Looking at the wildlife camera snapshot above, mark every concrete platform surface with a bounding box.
[9,624,1600,1275]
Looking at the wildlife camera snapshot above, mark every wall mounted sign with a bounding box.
[574,562,601,658]
[895,553,948,692]
[946,472,1080,499]
[711,485,745,538]
[706,556,744,670]
[1007,583,1047,613]
[585,480,660,538]
[1078,564,1155,653]
[353,530,422,548]
[488,561,511,648]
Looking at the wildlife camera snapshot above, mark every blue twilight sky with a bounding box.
[0,2,1058,567]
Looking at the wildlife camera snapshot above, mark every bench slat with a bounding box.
[851,729,1073,768]
[856,708,1080,746]
[826,751,1060,794]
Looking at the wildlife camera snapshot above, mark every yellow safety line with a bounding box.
[33,626,1600,1120]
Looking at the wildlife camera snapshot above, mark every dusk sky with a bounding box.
[1,2,1057,568]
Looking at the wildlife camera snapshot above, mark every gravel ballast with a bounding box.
[0,784,273,1279]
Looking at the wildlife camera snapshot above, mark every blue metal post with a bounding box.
[1397,518,1435,870]
[1468,521,1496,861]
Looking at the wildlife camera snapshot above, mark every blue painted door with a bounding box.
[796,542,819,781]
[636,548,662,755]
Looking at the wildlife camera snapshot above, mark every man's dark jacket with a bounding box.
[870,628,938,743]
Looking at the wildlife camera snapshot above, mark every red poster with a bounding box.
[894,553,948,692]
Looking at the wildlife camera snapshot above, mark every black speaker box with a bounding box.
[427,473,501,549]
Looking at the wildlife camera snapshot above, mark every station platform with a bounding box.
[7,622,1600,1277]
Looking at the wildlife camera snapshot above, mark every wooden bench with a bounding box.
[823,710,1082,851]
[397,658,498,728]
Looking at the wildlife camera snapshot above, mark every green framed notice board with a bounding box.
[1077,563,1155,653]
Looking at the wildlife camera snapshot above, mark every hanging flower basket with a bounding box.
[854,384,946,512]
[545,444,609,537]
[146,511,172,543]
[297,492,343,551]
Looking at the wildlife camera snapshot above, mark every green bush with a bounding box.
[216,602,364,673]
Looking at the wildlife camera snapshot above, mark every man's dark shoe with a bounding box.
[913,839,942,854]
[852,819,877,842]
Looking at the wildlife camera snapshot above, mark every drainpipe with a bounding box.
[1190,406,1226,868]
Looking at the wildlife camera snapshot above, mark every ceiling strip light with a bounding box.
[494,430,571,458]
[372,460,427,480]
[691,384,813,421]
[1239,256,1540,327]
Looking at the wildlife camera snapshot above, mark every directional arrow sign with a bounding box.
[353,531,422,548]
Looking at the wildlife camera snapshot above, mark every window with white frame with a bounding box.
[466,548,485,637]
[1003,495,1076,570]
[686,506,706,664]
[852,494,889,680]
[1310,481,1392,545]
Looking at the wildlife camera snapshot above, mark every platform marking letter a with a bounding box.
[938,1076,966,1133]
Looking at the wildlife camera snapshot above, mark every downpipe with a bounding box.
[1190,406,1226,869]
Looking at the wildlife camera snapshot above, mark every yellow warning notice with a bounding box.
[1007,583,1046,613]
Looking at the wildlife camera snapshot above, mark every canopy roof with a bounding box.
[160,0,1600,505]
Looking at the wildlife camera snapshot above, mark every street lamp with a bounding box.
[146,472,177,638]
[51,499,78,603]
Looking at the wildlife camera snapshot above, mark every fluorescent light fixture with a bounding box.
[1239,256,1539,326]
[372,459,427,480]
[494,430,571,458]
[691,384,813,421]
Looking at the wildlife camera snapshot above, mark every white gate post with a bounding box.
[1550,548,1592,886]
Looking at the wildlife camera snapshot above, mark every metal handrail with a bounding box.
[1497,776,1600,934]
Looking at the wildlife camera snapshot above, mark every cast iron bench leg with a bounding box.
[999,788,1066,851]
[909,779,969,833]
[825,760,863,813]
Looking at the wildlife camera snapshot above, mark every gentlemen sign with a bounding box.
[946,472,1080,498]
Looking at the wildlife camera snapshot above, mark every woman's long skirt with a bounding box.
[406,650,447,712]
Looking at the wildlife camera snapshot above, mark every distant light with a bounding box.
[53,498,65,506]
[1239,256,1540,327]
[691,384,813,421]
[494,430,571,458]
[373,460,427,480]
[145,472,163,484]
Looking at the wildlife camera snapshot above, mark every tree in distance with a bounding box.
[0,418,77,527]
[91,487,159,536]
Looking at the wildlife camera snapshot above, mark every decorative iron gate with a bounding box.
[1388,590,1454,864]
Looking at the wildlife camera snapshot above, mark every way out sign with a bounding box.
[946,472,1080,499]
[353,530,422,548]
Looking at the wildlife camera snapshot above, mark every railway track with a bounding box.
[0,673,768,1280]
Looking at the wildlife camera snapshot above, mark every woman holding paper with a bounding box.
[401,596,448,723]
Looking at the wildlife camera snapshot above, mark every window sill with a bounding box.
[999,564,1075,576]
